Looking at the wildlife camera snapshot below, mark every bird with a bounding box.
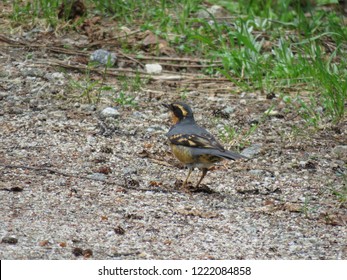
[163,102,246,189]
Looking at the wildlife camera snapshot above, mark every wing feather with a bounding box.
[168,133,225,151]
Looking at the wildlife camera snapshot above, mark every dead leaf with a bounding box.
[96,166,112,174]
[142,31,159,47]
[163,239,172,245]
[138,149,150,158]
[253,204,277,214]
[176,208,219,218]
[80,16,101,38]
[149,181,162,187]
[59,242,67,247]
[83,249,93,258]
[72,247,84,257]
[319,212,347,226]
[114,226,125,235]
[101,215,108,221]
[264,199,275,206]
[283,202,302,213]
[58,0,87,20]
[141,31,175,56]
[39,240,49,246]
[143,142,153,149]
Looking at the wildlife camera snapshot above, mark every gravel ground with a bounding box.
[0,46,346,260]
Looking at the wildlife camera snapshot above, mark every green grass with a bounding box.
[218,104,274,148]
[114,91,137,107]
[69,60,114,104]
[331,184,347,207]
[6,0,346,124]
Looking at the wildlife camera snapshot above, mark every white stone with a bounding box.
[145,64,163,74]
[100,107,120,118]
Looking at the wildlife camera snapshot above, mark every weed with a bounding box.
[296,95,322,128]
[114,91,137,107]
[118,72,147,93]
[218,122,256,150]
[330,171,347,208]
[301,195,312,219]
[218,104,274,148]
[69,59,115,104]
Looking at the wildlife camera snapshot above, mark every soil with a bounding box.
[0,25,346,260]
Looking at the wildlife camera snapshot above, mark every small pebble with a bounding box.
[222,106,234,114]
[90,49,117,66]
[332,145,347,160]
[123,168,137,175]
[248,169,266,176]
[241,143,262,158]
[147,125,166,133]
[0,92,9,100]
[80,104,96,112]
[239,99,247,105]
[87,173,107,181]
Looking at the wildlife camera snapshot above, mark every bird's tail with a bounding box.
[192,148,248,161]
[215,149,248,161]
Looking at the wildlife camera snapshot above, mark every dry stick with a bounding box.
[47,46,88,56]
[0,35,221,67]
[85,29,143,47]
[0,164,169,193]
[47,47,221,69]
[0,36,89,57]
[135,55,219,63]
[117,50,145,68]
[30,59,211,82]
[41,61,163,79]
[2,42,219,69]
[1,35,236,83]
[0,35,26,45]
[154,62,223,68]
[29,59,237,85]
[0,164,93,181]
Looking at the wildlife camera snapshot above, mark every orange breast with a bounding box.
[170,144,194,164]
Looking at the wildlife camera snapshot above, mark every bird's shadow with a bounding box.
[173,179,217,194]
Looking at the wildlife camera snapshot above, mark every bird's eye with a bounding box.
[172,104,188,117]
[173,106,183,118]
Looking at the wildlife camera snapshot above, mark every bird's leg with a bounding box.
[195,168,208,188]
[182,167,193,188]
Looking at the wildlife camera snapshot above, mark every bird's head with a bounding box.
[163,102,194,124]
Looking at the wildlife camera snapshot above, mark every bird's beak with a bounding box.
[162,103,170,109]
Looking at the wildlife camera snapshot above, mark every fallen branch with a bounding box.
[0,163,170,193]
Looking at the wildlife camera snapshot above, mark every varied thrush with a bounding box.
[163,102,246,189]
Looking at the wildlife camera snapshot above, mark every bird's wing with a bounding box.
[168,133,225,151]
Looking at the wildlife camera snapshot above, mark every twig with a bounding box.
[135,55,219,63]
[85,29,142,47]
[117,50,145,68]
[0,164,99,181]
[0,164,170,193]
[153,62,223,68]
[1,35,223,69]
[29,60,212,82]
